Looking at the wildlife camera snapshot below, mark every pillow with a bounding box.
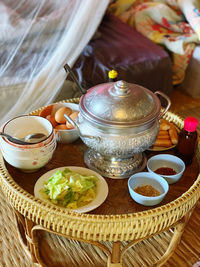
[72,14,173,96]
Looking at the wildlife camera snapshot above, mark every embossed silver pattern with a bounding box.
[84,150,147,179]
[78,115,159,156]
[76,80,171,178]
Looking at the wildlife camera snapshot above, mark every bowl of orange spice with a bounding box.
[128,172,169,206]
[147,154,185,184]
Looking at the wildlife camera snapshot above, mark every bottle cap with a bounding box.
[184,116,198,132]
[108,70,118,79]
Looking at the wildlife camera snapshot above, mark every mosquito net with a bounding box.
[0,0,109,126]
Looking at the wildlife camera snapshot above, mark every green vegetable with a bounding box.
[41,168,97,209]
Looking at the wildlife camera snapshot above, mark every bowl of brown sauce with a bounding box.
[128,172,169,206]
[147,154,185,184]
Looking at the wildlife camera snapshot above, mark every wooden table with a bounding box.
[0,104,200,267]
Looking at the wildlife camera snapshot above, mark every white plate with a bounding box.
[148,144,176,152]
[34,166,108,213]
[148,124,179,152]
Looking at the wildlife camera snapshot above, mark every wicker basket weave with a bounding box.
[0,98,199,244]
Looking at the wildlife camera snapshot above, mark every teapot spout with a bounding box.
[64,114,101,142]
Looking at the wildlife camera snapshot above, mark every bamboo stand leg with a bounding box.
[107,241,122,267]
[14,210,27,247]
[31,227,47,267]
[31,225,113,267]
[14,211,38,263]
[24,218,38,263]
[155,212,191,267]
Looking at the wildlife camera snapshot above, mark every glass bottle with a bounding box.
[108,70,118,82]
[176,116,198,165]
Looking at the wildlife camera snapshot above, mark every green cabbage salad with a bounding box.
[41,168,98,209]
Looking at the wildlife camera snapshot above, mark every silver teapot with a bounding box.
[64,65,170,178]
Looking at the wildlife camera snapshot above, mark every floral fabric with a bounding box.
[108,0,200,84]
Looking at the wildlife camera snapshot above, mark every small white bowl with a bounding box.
[128,172,169,206]
[41,103,80,144]
[2,115,53,148]
[0,115,56,172]
[147,154,185,184]
[1,135,56,172]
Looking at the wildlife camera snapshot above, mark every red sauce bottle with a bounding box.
[177,116,198,165]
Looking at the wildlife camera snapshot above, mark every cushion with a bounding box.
[72,14,173,96]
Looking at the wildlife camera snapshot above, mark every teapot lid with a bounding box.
[79,80,161,127]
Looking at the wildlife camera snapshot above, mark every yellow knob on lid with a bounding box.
[108,70,118,79]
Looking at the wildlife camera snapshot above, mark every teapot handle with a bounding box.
[64,64,87,95]
[154,91,171,119]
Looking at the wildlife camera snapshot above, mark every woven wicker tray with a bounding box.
[0,98,200,244]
